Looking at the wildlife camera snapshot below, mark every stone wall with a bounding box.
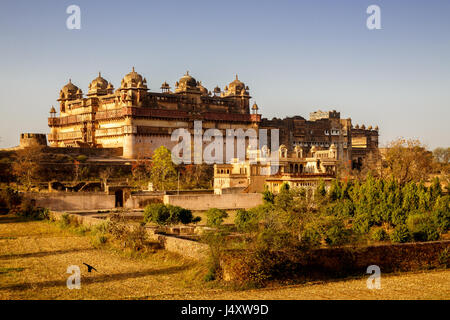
[163,193,263,210]
[220,241,450,282]
[48,211,208,260]
[25,192,116,211]
[124,192,164,209]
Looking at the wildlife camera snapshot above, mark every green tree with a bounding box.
[205,208,228,227]
[150,146,177,191]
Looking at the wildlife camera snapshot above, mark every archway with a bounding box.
[115,189,123,207]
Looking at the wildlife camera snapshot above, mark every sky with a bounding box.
[0,0,449,149]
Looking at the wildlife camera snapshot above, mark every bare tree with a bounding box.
[12,145,44,191]
[382,138,433,184]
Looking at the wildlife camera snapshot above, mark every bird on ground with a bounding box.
[83,262,98,273]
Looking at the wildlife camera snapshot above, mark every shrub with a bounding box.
[205,208,228,227]
[322,216,349,246]
[390,224,410,243]
[143,203,199,225]
[300,223,322,248]
[256,229,293,251]
[235,209,259,232]
[262,188,274,204]
[438,248,449,268]
[0,187,22,212]
[15,198,49,220]
[369,226,387,241]
[406,213,440,242]
[76,155,88,162]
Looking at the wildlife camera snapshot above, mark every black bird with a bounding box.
[83,262,98,273]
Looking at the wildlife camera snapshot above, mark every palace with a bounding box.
[45,68,379,169]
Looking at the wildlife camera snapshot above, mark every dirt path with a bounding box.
[0,215,449,300]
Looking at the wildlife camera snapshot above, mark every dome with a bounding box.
[89,72,108,90]
[223,74,248,96]
[251,102,258,110]
[58,79,80,101]
[121,67,147,89]
[197,81,208,95]
[178,71,197,88]
[175,71,201,93]
[49,106,56,113]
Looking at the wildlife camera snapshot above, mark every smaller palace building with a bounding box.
[214,143,338,194]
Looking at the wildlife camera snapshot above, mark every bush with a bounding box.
[322,216,349,246]
[143,203,199,225]
[205,208,228,227]
[390,224,411,243]
[262,188,274,204]
[15,198,49,220]
[0,187,22,212]
[438,248,449,268]
[256,229,293,251]
[235,209,259,232]
[300,223,322,248]
[406,213,440,242]
[369,226,387,241]
[76,155,88,162]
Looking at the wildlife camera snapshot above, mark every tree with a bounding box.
[99,167,114,191]
[433,147,450,164]
[12,145,44,190]
[150,146,177,191]
[143,203,200,226]
[382,138,433,184]
[205,208,228,227]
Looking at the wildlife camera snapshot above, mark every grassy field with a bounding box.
[0,214,449,300]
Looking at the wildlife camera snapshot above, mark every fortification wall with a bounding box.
[163,193,262,210]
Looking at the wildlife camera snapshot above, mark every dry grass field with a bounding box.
[1,214,449,300]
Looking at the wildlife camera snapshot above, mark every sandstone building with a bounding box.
[46,68,379,168]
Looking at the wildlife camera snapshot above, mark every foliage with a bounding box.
[262,187,274,204]
[235,209,260,232]
[382,139,433,184]
[76,155,88,162]
[0,187,22,212]
[406,212,440,242]
[14,198,49,220]
[205,208,228,227]
[12,145,45,190]
[150,146,177,191]
[390,224,411,243]
[143,203,200,226]
[369,226,388,241]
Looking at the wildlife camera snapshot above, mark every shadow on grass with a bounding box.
[0,248,97,260]
[0,215,36,224]
[0,265,192,291]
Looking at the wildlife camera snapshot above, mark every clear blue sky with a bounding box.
[0,0,449,149]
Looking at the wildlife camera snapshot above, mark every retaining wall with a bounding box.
[163,193,263,210]
[48,211,208,261]
[220,241,450,282]
[26,192,115,211]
